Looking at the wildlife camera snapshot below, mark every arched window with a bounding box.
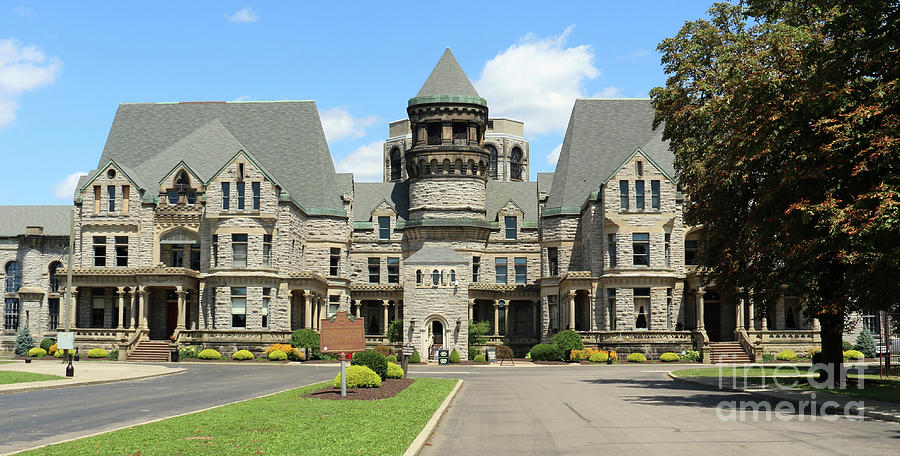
[390,147,402,181]
[510,146,523,181]
[49,261,63,293]
[416,270,422,285]
[432,269,440,286]
[5,261,21,293]
[486,145,498,179]
[168,169,197,206]
[450,269,456,283]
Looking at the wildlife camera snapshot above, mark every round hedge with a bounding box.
[28,347,47,358]
[87,348,108,358]
[449,348,461,363]
[496,345,514,359]
[386,354,398,363]
[474,354,486,363]
[268,350,287,361]
[410,349,421,363]
[386,361,404,379]
[843,349,864,360]
[529,343,562,361]
[552,330,584,359]
[627,352,648,363]
[54,348,64,358]
[333,365,381,388]
[659,352,681,362]
[40,338,54,352]
[198,348,222,360]
[232,350,254,361]
[352,349,388,379]
[589,352,609,363]
[776,350,797,361]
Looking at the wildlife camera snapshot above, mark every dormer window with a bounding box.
[168,170,197,206]
[505,216,517,240]
[378,216,391,240]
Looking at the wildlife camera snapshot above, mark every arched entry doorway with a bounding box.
[423,315,447,360]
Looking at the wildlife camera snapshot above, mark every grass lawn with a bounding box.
[22,377,459,456]
[0,371,66,384]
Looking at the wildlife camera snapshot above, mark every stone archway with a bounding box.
[422,314,450,360]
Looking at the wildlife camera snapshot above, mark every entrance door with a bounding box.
[432,320,444,346]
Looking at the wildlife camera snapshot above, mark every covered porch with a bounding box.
[349,283,403,346]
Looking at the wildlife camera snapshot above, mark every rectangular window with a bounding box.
[619,181,629,210]
[548,295,558,331]
[108,185,116,212]
[368,257,380,283]
[232,234,248,268]
[263,234,272,267]
[495,258,507,284]
[170,244,184,268]
[237,182,245,210]
[608,234,617,268]
[262,287,270,328]
[651,180,660,210]
[48,298,59,329]
[212,235,219,268]
[231,287,246,328]
[115,236,128,267]
[378,216,391,240]
[222,182,230,210]
[387,257,400,283]
[93,186,101,215]
[634,288,651,329]
[252,182,261,210]
[505,216,517,239]
[93,236,107,267]
[168,191,179,206]
[637,160,643,176]
[633,233,650,266]
[548,247,559,276]
[665,233,671,267]
[685,240,698,266]
[635,180,645,210]
[4,298,19,330]
[186,191,196,206]
[514,257,527,284]
[607,289,617,330]
[122,186,130,215]
[329,247,340,276]
[472,256,480,282]
[427,122,442,145]
[328,295,340,317]
[667,288,673,330]
[190,245,200,271]
[91,289,105,328]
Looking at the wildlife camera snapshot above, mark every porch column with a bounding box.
[318,296,325,329]
[736,292,745,331]
[760,297,769,330]
[504,302,510,336]
[354,300,361,318]
[176,288,187,330]
[382,300,389,337]
[304,292,312,329]
[747,293,755,331]
[588,290,596,331]
[116,287,125,329]
[812,317,820,331]
[285,290,292,331]
[129,288,137,329]
[493,300,499,336]
[69,288,79,329]
[312,295,320,330]
[568,292,576,330]
[138,287,148,329]
[468,299,474,321]
[696,287,705,331]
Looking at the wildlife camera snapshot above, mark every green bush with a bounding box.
[318,353,340,361]
[449,348,461,363]
[684,350,701,362]
[374,345,394,357]
[468,346,480,360]
[28,347,47,358]
[15,327,35,357]
[179,345,201,359]
[529,343,562,361]
[776,350,797,361]
[54,349,64,358]
[198,349,222,360]
[410,348,421,363]
[385,354,397,363]
[87,348,108,358]
[589,352,608,363]
[842,341,853,351]
[386,361,404,379]
[40,338,55,352]
[762,353,776,362]
[843,349,864,360]
[233,350,254,360]
[496,345,514,360]
[287,349,303,361]
[351,349,388,380]
[855,327,877,359]
[468,320,491,345]
[525,351,531,359]
[108,350,119,360]
[387,319,404,343]
[659,352,680,362]
[332,365,381,388]
[268,350,287,361]
[552,330,584,360]
[291,328,320,359]
[627,352,648,363]
[474,354,486,363]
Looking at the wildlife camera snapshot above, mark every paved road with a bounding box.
[0,363,334,454]
[414,365,900,456]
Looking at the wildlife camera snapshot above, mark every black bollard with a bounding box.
[65,350,74,377]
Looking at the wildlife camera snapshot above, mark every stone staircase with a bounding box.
[709,341,753,364]
[127,340,172,362]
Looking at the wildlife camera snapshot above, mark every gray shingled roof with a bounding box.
[404,244,468,265]
[0,206,71,236]
[537,172,554,195]
[485,181,538,223]
[352,182,409,221]
[94,101,344,213]
[546,99,675,212]
[416,49,480,98]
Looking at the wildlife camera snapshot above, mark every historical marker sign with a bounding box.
[319,311,365,354]
[57,332,75,350]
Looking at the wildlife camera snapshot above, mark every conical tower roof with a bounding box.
[416,48,480,98]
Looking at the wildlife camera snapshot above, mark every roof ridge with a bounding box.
[415,48,480,98]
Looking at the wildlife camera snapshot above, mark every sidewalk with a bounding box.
[0,360,184,394]
[668,371,900,423]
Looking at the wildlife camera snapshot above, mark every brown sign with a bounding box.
[319,311,365,354]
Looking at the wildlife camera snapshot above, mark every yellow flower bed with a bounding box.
[570,348,618,362]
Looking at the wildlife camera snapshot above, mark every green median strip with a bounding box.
[21,377,459,456]
[0,371,66,384]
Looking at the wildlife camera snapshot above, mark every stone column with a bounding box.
[587,290,596,331]
[116,287,125,329]
[69,288,79,329]
[696,287,705,331]
[747,293,755,331]
[319,296,326,329]
[468,299,474,321]
[382,300,389,336]
[129,288,137,329]
[493,300,499,336]
[138,287,148,329]
[285,290,292,331]
[736,293,745,331]
[176,288,187,330]
[812,317,820,331]
[568,292,576,330]
[304,292,312,329]
[504,302,510,336]
[354,300,361,318]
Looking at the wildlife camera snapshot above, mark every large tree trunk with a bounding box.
[818,309,845,386]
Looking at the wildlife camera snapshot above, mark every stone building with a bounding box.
[1,48,838,360]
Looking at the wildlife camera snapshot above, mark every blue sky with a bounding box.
[0,1,712,205]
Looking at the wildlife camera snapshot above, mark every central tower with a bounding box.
[405,49,490,237]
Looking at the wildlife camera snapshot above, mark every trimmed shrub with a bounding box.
[776,350,797,361]
[198,349,222,360]
[468,346,480,360]
[627,352,648,363]
[843,350,864,360]
[107,350,119,360]
[386,361,404,379]
[684,350,701,362]
[179,345,201,359]
[449,348,461,363]
[530,343,562,361]
[762,353,776,362]
[48,343,58,355]
[15,327,35,357]
[659,352,680,362]
[332,365,381,388]
[474,354,486,363]
[496,345,514,360]
[374,345,395,357]
[40,338,54,352]
[807,347,822,358]
[268,350,287,361]
[387,319,403,344]
[855,327,877,359]
[291,328,320,359]
[524,351,531,360]
[842,341,853,351]
[351,349,388,380]
[233,350,254,361]
[87,348,108,359]
[589,352,608,363]
[410,349,421,363]
[265,343,300,360]
[552,330,584,360]
[54,349,64,358]
[386,355,398,363]
[28,347,47,358]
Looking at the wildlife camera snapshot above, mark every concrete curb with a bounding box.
[403,378,464,456]
[667,372,900,424]
[0,368,186,395]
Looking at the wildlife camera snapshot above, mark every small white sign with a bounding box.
[57,332,75,350]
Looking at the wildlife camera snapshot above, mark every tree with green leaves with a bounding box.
[468,320,491,346]
[15,326,35,357]
[651,0,899,378]
[854,327,877,359]
[386,319,403,344]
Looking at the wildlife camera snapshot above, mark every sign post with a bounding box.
[319,311,365,397]
[58,332,75,377]
[401,344,414,376]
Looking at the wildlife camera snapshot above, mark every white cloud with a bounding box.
[13,6,37,17]
[475,26,599,135]
[594,86,624,98]
[335,141,384,182]
[226,7,258,23]
[53,171,88,200]
[320,106,378,142]
[0,39,62,129]
[232,95,252,101]
[547,143,562,165]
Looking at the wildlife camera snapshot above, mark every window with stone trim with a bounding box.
[212,235,219,267]
[495,258,507,284]
[262,287,271,328]
[619,181,629,210]
[108,185,116,212]
[252,182,261,210]
[5,261,21,292]
[685,240,699,266]
[222,182,230,210]
[634,288,650,329]
[390,147,402,181]
[637,160,644,176]
[378,216,391,240]
[91,288,105,328]
[49,261,62,293]
[608,234,617,268]
[510,146,523,181]
[548,247,558,276]
[328,295,340,317]
[632,233,650,266]
[505,216,517,240]
[237,182,245,210]
[472,256,480,282]
[427,122,441,145]
[416,269,422,285]
[666,288,673,330]
[231,287,246,328]
[387,257,399,283]
[4,298,18,330]
[232,234,248,268]
[664,233,671,268]
[432,269,440,286]
[48,298,59,329]
[263,234,272,267]
[487,145,498,179]
[368,257,380,283]
[329,248,341,276]
[635,180,645,210]
[93,186,101,215]
[607,288,617,330]
[514,257,527,284]
[651,180,660,210]
[93,236,107,267]
[115,236,128,267]
[548,295,558,331]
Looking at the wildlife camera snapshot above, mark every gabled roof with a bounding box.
[537,172,554,195]
[141,119,249,184]
[545,99,675,213]
[404,244,468,265]
[0,206,71,236]
[415,48,481,98]
[352,182,409,222]
[485,180,538,224]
